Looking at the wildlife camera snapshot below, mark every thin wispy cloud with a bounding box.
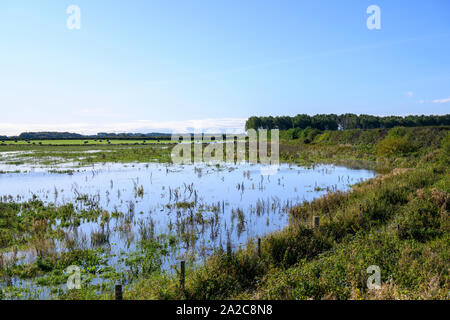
[432,97,450,104]
[417,97,450,104]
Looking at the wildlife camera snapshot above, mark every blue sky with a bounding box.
[0,0,449,134]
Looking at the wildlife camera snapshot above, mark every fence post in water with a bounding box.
[180,260,185,297]
[313,216,320,228]
[115,283,123,300]
[257,238,261,258]
[226,241,232,258]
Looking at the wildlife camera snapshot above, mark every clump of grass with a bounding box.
[91,228,110,247]
[134,185,144,198]
[175,201,195,209]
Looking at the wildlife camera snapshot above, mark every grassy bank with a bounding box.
[279,126,449,169]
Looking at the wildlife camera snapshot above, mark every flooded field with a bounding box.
[0,158,376,298]
[1,161,376,247]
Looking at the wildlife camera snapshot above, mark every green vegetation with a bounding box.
[0,199,111,299]
[0,197,178,300]
[0,140,240,169]
[0,139,175,146]
[246,113,450,131]
[278,126,449,170]
[0,144,173,168]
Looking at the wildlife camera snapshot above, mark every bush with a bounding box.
[387,127,408,138]
[376,136,417,156]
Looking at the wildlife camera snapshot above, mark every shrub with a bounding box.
[265,227,331,268]
[387,126,408,138]
[376,136,417,156]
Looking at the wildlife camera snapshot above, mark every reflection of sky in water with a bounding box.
[1,162,376,298]
[0,162,376,256]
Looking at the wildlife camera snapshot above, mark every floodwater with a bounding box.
[0,161,375,257]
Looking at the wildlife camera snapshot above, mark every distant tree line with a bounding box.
[96,132,171,138]
[245,114,450,131]
[11,132,172,140]
[18,132,84,139]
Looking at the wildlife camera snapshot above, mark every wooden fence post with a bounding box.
[115,283,123,300]
[313,216,320,228]
[257,238,261,257]
[180,260,185,297]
